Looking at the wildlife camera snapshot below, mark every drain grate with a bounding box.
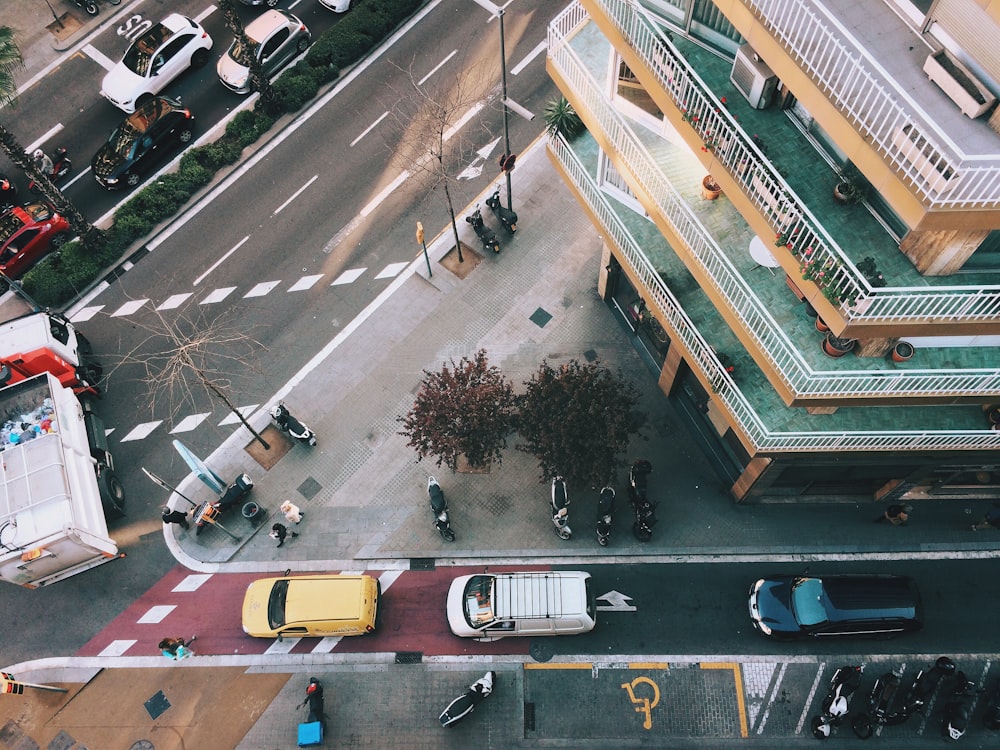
[524,702,536,731]
[410,558,436,570]
[395,651,423,664]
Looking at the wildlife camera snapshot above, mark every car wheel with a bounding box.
[50,232,71,248]
[191,49,209,68]
[297,37,310,53]
[126,172,141,187]
[266,0,278,6]
[178,128,193,144]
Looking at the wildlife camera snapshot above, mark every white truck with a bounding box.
[0,372,124,588]
[0,311,102,395]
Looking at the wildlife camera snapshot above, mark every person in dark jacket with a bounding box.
[269,522,298,547]
[161,506,190,529]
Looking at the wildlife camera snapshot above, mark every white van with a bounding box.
[446,571,596,641]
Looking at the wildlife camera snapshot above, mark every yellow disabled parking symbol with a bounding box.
[621,676,661,729]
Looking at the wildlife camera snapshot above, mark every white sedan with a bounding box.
[101,14,213,113]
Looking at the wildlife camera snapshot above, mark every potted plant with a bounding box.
[544,97,584,140]
[891,341,914,362]
[833,162,869,205]
[822,332,856,358]
[702,175,721,200]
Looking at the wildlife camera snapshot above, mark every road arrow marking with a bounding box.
[596,590,636,612]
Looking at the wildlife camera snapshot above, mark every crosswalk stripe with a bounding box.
[158,293,193,310]
[111,299,148,317]
[137,605,177,624]
[219,405,260,425]
[169,413,211,433]
[245,281,282,297]
[332,268,366,285]
[375,262,408,279]
[120,421,163,442]
[71,305,103,322]
[201,287,237,304]
[289,274,324,292]
[172,574,212,592]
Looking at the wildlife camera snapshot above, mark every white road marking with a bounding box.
[375,262,409,279]
[311,637,342,654]
[137,605,177,624]
[71,305,103,322]
[244,281,282,298]
[418,50,456,86]
[83,43,117,72]
[351,111,388,147]
[172,574,212,592]
[288,274,325,292]
[158,293,194,310]
[25,124,64,155]
[98,639,137,657]
[511,41,547,76]
[219,405,259,425]
[111,299,148,317]
[169,413,211,433]
[194,236,250,286]
[273,175,319,215]
[265,637,300,655]
[360,172,410,217]
[120,421,163,442]
[331,268,366,285]
[200,287,237,304]
[193,5,217,24]
[379,570,403,591]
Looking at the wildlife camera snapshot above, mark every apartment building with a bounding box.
[546,0,1000,502]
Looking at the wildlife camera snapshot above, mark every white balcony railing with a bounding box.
[549,132,999,451]
[548,3,1000,400]
[564,0,1000,325]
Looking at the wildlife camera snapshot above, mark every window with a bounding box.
[261,30,289,60]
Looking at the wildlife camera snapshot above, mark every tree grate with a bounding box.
[394,651,423,664]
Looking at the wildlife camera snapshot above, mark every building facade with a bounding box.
[547,0,1000,501]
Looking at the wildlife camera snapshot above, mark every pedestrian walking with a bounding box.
[971,503,1000,531]
[280,500,303,524]
[270,522,298,548]
[161,506,190,529]
[159,635,197,660]
[873,503,911,526]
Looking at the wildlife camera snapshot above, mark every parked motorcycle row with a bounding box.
[810,658,1000,742]
[465,183,519,255]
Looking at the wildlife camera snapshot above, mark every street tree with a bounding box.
[0,26,96,243]
[384,56,497,263]
[398,349,516,471]
[113,302,272,450]
[517,359,642,488]
[217,0,278,114]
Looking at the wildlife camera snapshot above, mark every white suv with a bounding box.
[101,14,213,113]
[447,571,596,641]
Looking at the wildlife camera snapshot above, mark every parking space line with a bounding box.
[524,663,592,670]
[702,662,749,738]
[629,662,669,669]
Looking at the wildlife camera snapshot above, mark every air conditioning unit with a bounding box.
[730,44,778,109]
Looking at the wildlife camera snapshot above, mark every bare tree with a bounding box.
[217,0,278,113]
[113,302,272,450]
[384,56,498,263]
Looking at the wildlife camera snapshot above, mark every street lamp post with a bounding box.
[498,8,513,212]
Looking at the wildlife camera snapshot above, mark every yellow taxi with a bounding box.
[241,574,379,639]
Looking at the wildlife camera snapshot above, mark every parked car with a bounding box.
[748,573,923,639]
[241,574,380,638]
[447,571,596,641]
[239,0,280,6]
[101,14,213,113]
[0,203,71,283]
[92,96,195,189]
[318,0,352,11]
[217,9,311,95]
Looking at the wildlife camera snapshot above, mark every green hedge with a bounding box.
[21,0,425,308]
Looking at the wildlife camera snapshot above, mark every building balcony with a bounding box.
[552,0,1000,332]
[547,4,1000,404]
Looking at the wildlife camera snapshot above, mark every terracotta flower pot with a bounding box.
[815,317,830,333]
[702,175,721,200]
[891,341,914,362]
[822,333,856,357]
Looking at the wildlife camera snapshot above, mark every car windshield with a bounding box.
[228,38,260,65]
[122,23,172,76]
[0,212,23,242]
[267,579,289,629]
[790,576,828,627]
[462,575,496,629]
[108,100,174,157]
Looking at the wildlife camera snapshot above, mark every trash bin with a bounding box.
[242,501,264,527]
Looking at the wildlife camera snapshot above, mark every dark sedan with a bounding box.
[91,96,194,189]
[748,573,923,639]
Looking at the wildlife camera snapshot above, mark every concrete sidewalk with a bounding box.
[163,135,1000,576]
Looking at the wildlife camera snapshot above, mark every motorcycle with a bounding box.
[812,664,863,739]
[899,656,956,719]
[485,186,517,234]
[439,671,496,728]
[465,205,500,254]
[427,475,455,542]
[0,175,16,212]
[852,668,904,739]
[71,0,100,15]
[270,402,317,446]
[193,472,253,534]
[551,475,571,540]
[596,486,615,546]
[28,147,72,193]
[942,672,977,741]
[628,459,656,542]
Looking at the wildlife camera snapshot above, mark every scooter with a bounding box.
[28,147,72,192]
[427,476,455,542]
[812,664,863,739]
[465,205,500,254]
[71,0,100,16]
[942,672,977,741]
[297,677,327,744]
[194,472,253,534]
[629,459,656,542]
[852,668,904,738]
[551,475,571,540]
[899,656,956,719]
[596,486,615,546]
[439,671,496,728]
[0,175,16,211]
[485,186,517,234]
[270,402,317,446]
